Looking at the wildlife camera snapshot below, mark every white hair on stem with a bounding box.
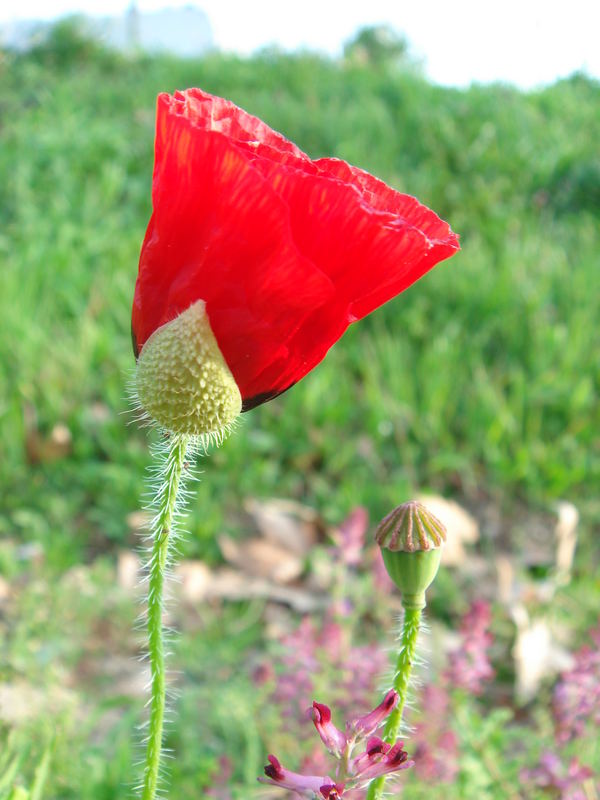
[126,383,240,799]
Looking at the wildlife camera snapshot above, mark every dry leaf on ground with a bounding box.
[0,682,76,723]
[23,402,73,464]
[554,501,579,582]
[416,494,479,567]
[244,497,322,556]
[219,534,304,584]
[117,550,141,591]
[511,605,574,703]
[173,561,322,613]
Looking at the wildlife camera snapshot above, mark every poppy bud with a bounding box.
[375,501,446,610]
[135,300,242,436]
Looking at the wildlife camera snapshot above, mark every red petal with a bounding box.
[132,90,459,409]
[132,98,336,403]
[253,156,459,320]
[168,89,308,162]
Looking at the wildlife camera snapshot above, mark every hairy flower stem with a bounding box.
[141,433,191,800]
[366,607,422,800]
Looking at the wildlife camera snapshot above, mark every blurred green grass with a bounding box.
[0,22,599,798]
[1,24,598,567]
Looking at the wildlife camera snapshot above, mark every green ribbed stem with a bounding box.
[366,607,422,800]
[141,433,190,800]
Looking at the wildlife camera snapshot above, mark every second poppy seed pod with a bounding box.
[375,501,447,610]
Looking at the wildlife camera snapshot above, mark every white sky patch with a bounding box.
[2,0,598,89]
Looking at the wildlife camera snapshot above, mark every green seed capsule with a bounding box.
[375,501,447,610]
[381,548,443,610]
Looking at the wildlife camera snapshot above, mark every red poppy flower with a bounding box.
[132,89,459,412]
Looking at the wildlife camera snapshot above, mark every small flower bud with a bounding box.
[311,702,348,756]
[349,690,398,738]
[375,501,446,610]
[259,755,334,795]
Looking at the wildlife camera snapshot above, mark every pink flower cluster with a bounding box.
[553,623,600,744]
[259,691,413,798]
[522,751,594,800]
[446,599,495,694]
[254,615,389,740]
[253,509,390,740]
[407,601,495,784]
[412,686,459,784]
[329,507,369,568]
[206,755,233,799]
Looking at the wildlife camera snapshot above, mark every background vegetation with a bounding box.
[0,20,598,799]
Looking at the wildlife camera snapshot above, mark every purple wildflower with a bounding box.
[260,696,411,797]
[206,755,233,799]
[255,611,389,744]
[412,685,459,784]
[348,690,398,738]
[350,737,413,783]
[311,702,348,756]
[553,624,600,744]
[260,754,336,796]
[409,602,494,785]
[446,600,495,694]
[522,751,594,800]
[330,507,369,568]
